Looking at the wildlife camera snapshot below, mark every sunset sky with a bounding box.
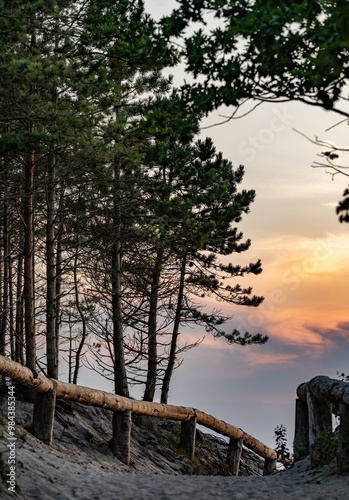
[168,99,349,449]
[143,0,349,450]
[80,0,349,452]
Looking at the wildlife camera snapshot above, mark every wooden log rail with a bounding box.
[0,355,276,475]
[294,375,349,471]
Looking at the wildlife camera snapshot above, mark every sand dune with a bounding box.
[0,399,347,499]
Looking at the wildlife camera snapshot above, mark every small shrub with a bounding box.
[337,371,349,382]
[274,424,289,455]
[313,426,340,468]
[293,429,308,460]
[274,424,293,468]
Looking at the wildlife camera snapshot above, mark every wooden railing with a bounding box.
[294,375,349,471]
[0,355,276,475]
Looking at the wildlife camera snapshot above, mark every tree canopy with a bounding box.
[162,0,349,117]
[0,0,266,411]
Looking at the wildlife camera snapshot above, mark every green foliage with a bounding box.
[274,424,294,469]
[313,426,340,468]
[162,0,349,117]
[274,424,289,455]
[293,429,309,460]
[337,371,349,382]
[336,187,349,224]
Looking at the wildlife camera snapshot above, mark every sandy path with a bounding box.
[0,402,347,499]
[1,447,347,500]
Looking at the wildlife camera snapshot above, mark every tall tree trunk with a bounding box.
[111,161,129,398]
[46,25,61,379]
[72,242,87,385]
[111,231,129,397]
[8,246,14,359]
[160,256,186,404]
[24,125,36,371]
[0,228,2,345]
[55,210,63,370]
[15,236,24,365]
[109,160,131,463]
[23,24,37,371]
[143,248,163,402]
[0,173,9,356]
[46,157,57,378]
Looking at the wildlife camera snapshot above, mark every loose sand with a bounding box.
[0,400,347,499]
[1,443,347,499]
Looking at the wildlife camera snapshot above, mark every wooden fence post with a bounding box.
[294,398,309,461]
[32,389,56,445]
[337,404,349,473]
[227,437,243,475]
[110,410,132,465]
[307,391,332,468]
[263,458,277,476]
[180,416,197,459]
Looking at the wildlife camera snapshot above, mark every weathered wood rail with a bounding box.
[0,355,276,475]
[294,375,349,471]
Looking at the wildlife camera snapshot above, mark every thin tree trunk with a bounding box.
[24,126,36,371]
[23,25,37,371]
[72,242,87,385]
[47,28,60,378]
[9,247,14,359]
[143,248,163,402]
[15,239,24,365]
[0,228,3,344]
[46,157,57,378]
[109,161,131,463]
[160,256,186,404]
[0,177,9,356]
[55,211,63,370]
[111,161,129,398]
[68,321,73,384]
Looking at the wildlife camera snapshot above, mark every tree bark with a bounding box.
[72,240,87,385]
[109,410,132,464]
[32,389,56,445]
[46,157,58,379]
[337,404,349,473]
[227,437,243,475]
[24,135,36,371]
[111,160,129,398]
[160,256,186,404]
[15,239,24,365]
[23,25,37,372]
[55,210,63,369]
[307,391,332,467]
[143,248,163,402]
[294,398,309,461]
[0,177,9,356]
[180,415,196,459]
[8,245,14,359]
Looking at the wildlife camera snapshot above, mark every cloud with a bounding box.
[243,350,300,367]
[207,317,349,378]
[303,322,349,349]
